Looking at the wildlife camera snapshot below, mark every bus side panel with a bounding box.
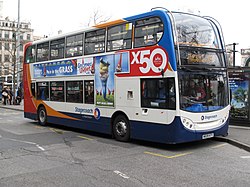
[23,64,37,115]
[130,117,229,144]
[24,112,37,120]
[47,112,112,135]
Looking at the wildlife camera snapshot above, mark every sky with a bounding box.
[2,0,250,51]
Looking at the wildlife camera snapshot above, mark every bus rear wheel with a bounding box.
[113,115,130,142]
[38,106,47,126]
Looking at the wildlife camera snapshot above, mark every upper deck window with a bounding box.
[174,13,221,49]
[134,17,163,48]
[107,23,132,51]
[84,29,105,55]
[173,13,225,67]
[37,42,49,62]
[50,38,65,60]
[25,45,36,63]
[66,34,83,57]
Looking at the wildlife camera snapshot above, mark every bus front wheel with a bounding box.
[113,115,130,142]
[38,106,47,126]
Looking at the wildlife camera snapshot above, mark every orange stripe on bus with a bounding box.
[36,101,79,121]
[94,19,127,28]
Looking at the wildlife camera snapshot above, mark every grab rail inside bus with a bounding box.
[151,7,181,66]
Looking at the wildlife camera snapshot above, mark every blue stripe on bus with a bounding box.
[25,112,228,144]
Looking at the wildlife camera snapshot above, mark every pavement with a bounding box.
[0,103,249,152]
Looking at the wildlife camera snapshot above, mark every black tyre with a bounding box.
[113,115,130,142]
[38,106,47,126]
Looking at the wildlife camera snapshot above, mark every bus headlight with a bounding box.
[181,117,195,130]
[221,114,228,124]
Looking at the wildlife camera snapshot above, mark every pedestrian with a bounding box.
[7,87,13,105]
[15,87,22,105]
[1,86,8,105]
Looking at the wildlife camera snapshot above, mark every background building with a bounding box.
[0,17,33,82]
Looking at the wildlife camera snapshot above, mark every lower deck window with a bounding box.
[84,80,94,104]
[66,81,83,103]
[50,81,64,102]
[141,78,176,109]
[37,82,49,101]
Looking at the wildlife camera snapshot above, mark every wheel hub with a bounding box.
[116,121,127,137]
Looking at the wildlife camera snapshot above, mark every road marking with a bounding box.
[3,137,45,151]
[241,156,250,159]
[114,170,129,179]
[230,125,250,130]
[144,151,192,159]
[50,128,64,134]
[4,138,37,145]
[36,145,45,151]
[212,143,227,149]
[77,135,93,141]
[35,125,44,129]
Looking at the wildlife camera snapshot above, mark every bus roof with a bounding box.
[29,9,170,45]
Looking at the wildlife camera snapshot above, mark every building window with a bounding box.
[50,38,65,60]
[19,44,23,51]
[5,43,9,50]
[50,81,64,102]
[66,81,83,103]
[36,42,49,62]
[4,55,10,62]
[66,34,83,57]
[107,23,132,51]
[134,17,164,48]
[4,31,9,39]
[84,29,105,55]
[27,34,31,40]
[37,82,49,101]
[84,80,94,104]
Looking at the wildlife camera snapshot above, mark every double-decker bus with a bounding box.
[23,8,230,144]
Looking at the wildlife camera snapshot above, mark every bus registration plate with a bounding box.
[202,133,214,139]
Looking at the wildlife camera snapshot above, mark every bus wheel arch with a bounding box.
[111,111,130,142]
[37,105,47,126]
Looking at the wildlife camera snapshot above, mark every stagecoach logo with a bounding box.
[201,115,218,121]
[94,108,101,120]
[75,107,101,120]
[75,107,93,114]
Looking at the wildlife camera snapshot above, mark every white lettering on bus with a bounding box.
[59,65,73,74]
[131,48,167,74]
